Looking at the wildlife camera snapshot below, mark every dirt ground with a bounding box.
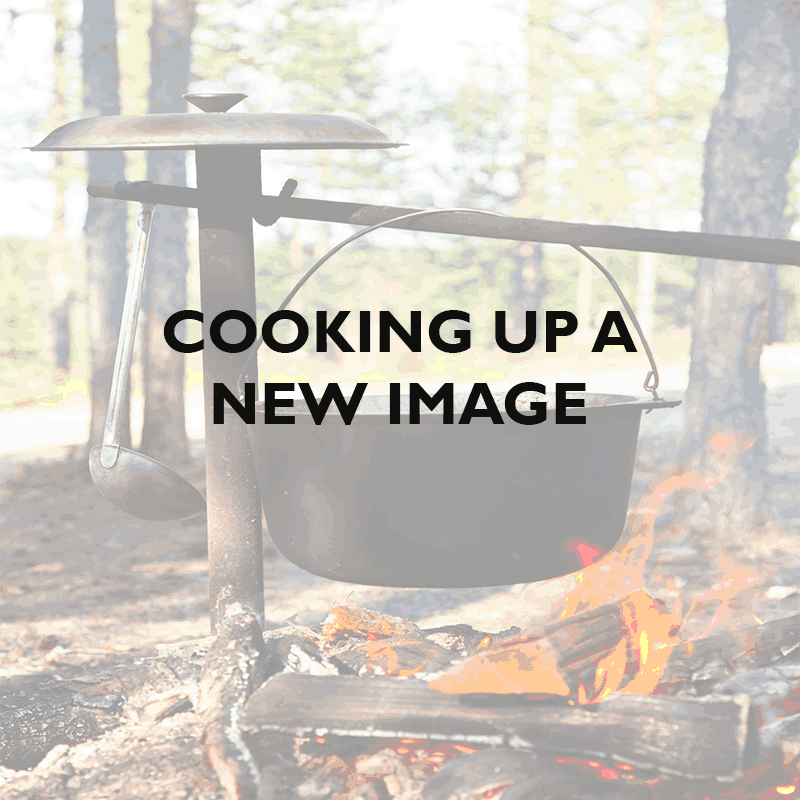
[0,390,798,797]
[0,449,566,799]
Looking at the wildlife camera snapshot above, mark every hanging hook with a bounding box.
[571,244,662,402]
[253,179,298,227]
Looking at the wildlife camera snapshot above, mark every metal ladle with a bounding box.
[89,203,206,521]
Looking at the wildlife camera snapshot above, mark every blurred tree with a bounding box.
[82,0,130,449]
[679,0,799,526]
[47,0,75,380]
[634,0,664,341]
[558,0,728,334]
[192,0,417,335]
[139,0,196,466]
[266,0,408,313]
[508,0,552,335]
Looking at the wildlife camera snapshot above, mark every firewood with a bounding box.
[321,606,421,647]
[0,675,125,770]
[421,625,522,657]
[657,613,799,693]
[419,749,649,800]
[336,635,457,679]
[240,674,756,781]
[420,750,567,800]
[759,713,800,756]
[198,611,273,800]
[265,633,344,676]
[733,613,800,670]
[715,664,800,724]
[428,602,635,697]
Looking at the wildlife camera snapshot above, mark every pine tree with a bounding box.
[139,0,196,466]
[47,0,75,379]
[83,0,130,450]
[679,0,800,530]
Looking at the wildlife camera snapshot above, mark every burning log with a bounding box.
[321,605,422,645]
[262,610,521,682]
[419,749,650,800]
[657,613,799,693]
[760,712,800,754]
[421,624,522,656]
[716,664,800,725]
[240,673,757,781]
[264,632,344,676]
[428,591,680,701]
[335,634,457,679]
[420,750,578,800]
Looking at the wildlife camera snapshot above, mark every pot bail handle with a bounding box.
[236,210,663,403]
[572,245,662,402]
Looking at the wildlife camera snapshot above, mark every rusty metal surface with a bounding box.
[87,179,800,267]
[29,111,403,151]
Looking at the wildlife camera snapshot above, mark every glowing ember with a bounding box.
[357,636,443,677]
[428,634,571,695]
[303,428,794,800]
[321,605,416,644]
[565,539,608,567]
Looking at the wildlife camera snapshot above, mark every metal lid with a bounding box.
[29,92,403,152]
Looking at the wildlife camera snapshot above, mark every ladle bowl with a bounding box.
[86,201,206,523]
[89,446,206,521]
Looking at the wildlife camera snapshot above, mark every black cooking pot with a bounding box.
[254,389,678,587]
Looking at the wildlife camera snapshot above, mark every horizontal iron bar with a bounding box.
[88,179,800,267]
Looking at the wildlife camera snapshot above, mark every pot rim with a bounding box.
[251,388,681,418]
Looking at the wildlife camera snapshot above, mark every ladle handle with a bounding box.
[100,203,156,468]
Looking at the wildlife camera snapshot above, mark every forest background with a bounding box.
[1,0,798,507]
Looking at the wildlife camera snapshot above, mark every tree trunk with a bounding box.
[509,1,550,333]
[48,0,73,380]
[83,0,130,450]
[635,0,664,342]
[139,0,196,467]
[679,0,799,530]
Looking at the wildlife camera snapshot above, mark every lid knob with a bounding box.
[183,93,247,113]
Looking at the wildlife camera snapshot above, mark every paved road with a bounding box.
[1,346,797,472]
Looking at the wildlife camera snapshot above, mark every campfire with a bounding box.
[236,429,798,800]
[1,429,797,800]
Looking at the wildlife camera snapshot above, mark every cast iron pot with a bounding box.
[254,388,678,588]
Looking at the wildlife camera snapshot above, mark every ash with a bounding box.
[0,433,798,800]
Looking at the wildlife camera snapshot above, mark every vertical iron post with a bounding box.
[195,146,264,630]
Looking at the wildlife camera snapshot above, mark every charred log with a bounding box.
[198,611,272,800]
[240,674,757,781]
[421,624,522,656]
[0,675,125,770]
[658,614,799,693]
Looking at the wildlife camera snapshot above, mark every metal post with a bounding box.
[195,146,264,630]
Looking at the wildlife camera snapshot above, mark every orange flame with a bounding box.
[555,471,708,621]
[565,539,608,567]
[432,428,764,705]
[682,551,760,639]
